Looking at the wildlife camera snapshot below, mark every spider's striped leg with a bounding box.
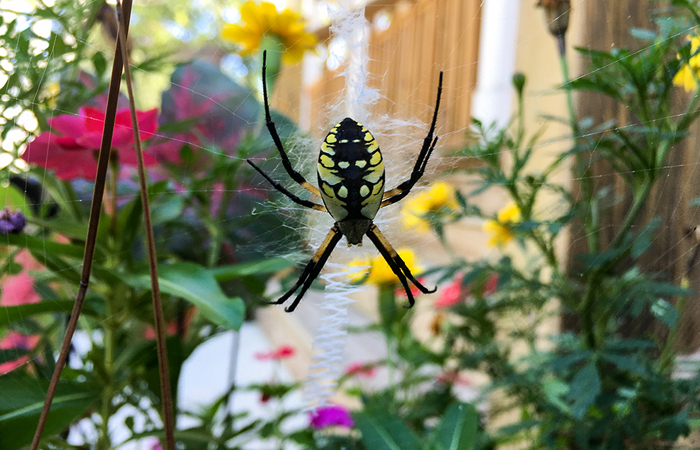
[366,228,418,308]
[381,72,444,208]
[367,224,437,299]
[284,226,343,312]
[261,51,321,199]
[247,159,326,212]
[262,225,343,313]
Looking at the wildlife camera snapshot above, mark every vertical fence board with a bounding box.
[305,0,481,150]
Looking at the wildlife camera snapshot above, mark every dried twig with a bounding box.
[115,1,176,448]
[29,1,134,448]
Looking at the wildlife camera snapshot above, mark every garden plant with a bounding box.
[2,0,700,449]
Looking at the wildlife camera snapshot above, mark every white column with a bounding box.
[470,0,521,130]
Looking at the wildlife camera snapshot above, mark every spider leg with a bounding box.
[381,72,443,208]
[262,50,321,199]
[366,224,437,309]
[247,159,327,212]
[262,225,343,312]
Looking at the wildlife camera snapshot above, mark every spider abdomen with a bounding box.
[317,118,385,226]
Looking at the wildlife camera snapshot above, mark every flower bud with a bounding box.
[537,0,571,38]
[512,72,526,96]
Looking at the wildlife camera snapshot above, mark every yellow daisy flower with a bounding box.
[482,202,522,248]
[401,182,459,233]
[221,1,318,65]
[346,248,423,286]
[673,35,700,92]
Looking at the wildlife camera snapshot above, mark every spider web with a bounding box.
[2,0,700,448]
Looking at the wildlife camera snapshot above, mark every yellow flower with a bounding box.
[482,202,522,248]
[346,248,423,286]
[673,35,700,92]
[401,182,459,233]
[45,81,60,109]
[221,1,318,65]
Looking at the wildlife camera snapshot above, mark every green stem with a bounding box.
[560,50,598,256]
[207,165,237,267]
[659,292,686,374]
[109,156,119,237]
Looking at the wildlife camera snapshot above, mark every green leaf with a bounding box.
[568,361,600,419]
[122,262,245,330]
[650,298,678,328]
[354,410,421,450]
[3,233,85,259]
[543,378,572,414]
[629,28,658,41]
[600,353,646,375]
[434,402,478,450]
[209,255,300,281]
[631,217,661,258]
[0,300,78,328]
[0,373,96,450]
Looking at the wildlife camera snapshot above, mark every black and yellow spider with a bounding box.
[248,51,443,313]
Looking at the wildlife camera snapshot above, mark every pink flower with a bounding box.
[15,249,44,270]
[436,370,471,386]
[309,405,354,429]
[255,344,295,361]
[0,332,40,374]
[395,277,424,298]
[345,362,376,378]
[143,322,178,340]
[144,437,162,450]
[22,107,159,180]
[484,273,498,296]
[434,276,467,308]
[1,271,41,306]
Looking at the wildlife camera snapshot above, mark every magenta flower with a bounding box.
[22,107,159,180]
[0,208,26,234]
[309,405,354,429]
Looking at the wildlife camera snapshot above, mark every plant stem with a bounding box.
[28,2,133,447]
[115,3,176,448]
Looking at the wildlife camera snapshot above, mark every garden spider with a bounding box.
[248,51,443,313]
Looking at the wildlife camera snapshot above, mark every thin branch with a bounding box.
[29,1,134,448]
[115,1,176,449]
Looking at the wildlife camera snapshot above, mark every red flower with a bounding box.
[255,344,295,361]
[0,332,40,374]
[22,107,159,180]
[434,276,467,308]
[345,361,376,378]
[309,405,354,429]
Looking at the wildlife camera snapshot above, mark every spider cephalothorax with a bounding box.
[247,51,442,312]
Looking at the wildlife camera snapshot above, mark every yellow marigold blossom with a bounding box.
[401,182,459,233]
[673,35,700,92]
[482,202,522,248]
[346,248,423,286]
[221,1,317,65]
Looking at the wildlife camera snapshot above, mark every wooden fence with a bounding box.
[567,0,700,351]
[276,0,482,150]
